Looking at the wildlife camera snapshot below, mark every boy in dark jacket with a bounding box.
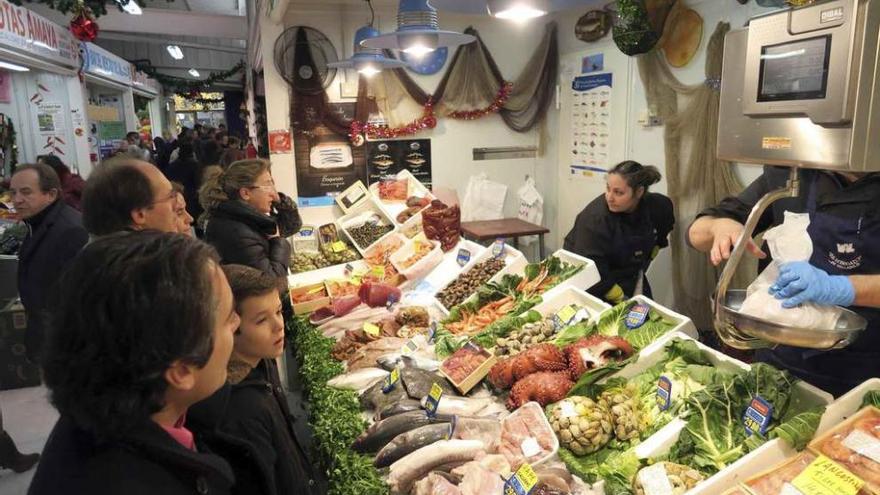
[189,264,326,495]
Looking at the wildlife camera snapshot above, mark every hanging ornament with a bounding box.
[69,4,99,42]
[349,99,437,144]
[447,82,513,120]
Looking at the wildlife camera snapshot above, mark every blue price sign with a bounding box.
[382,368,400,394]
[425,382,443,417]
[492,239,506,259]
[657,375,672,411]
[456,248,471,267]
[504,463,538,495]
[625,303,650,329]
[743,396,774,436]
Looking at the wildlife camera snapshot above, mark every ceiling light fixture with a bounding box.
[188,68,201,78]
[166,45,184,60]
[360,0,475,54]
[0,61,30,72]
[488,0,547,20]
[117,0,143,15]
[328,2,408,76]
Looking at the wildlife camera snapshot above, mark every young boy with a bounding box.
[188,264,325,495]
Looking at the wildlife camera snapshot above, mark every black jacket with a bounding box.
[188,360,326,495]
[28,416,236,495]
[563,192,674,299]
[17,200,88,361]
[204,201,290,280]
[166,155,205,221]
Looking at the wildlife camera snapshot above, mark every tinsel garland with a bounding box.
[348,100,437,145]
[446,82,512,120]
[137,61,245,97]
[9,0,173,17]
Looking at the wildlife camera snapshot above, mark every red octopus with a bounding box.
[564,336,634,381]
[489,343,567,390]
[507,371,574,410]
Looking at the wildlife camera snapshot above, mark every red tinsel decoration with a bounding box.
[349,100,437,145]
[447,82,513,120]
[69,5,98,42]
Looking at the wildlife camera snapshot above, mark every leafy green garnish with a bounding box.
[744,406,825,452]
[861,390,880,409]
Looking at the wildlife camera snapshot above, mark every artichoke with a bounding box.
[633,462,704,495]
[547,396,613,455]
[599,383,648,441]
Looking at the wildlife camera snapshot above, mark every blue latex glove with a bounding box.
[768,261,855,308]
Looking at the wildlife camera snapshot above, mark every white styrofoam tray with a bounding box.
[433,241,528,313]
[390,237,443,282]
[628,295,698,342]
[620,332,834,495]
[533,249,602,302]
[419,239,486,296]
[525,286,611,325]
[335,197,399,255]
[697,378,880,495]
[369,170,434,228]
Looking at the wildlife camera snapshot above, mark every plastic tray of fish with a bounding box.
[433,241,528,314]
[415,239,486,297]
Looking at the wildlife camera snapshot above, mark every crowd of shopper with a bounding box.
[0,123,318,494]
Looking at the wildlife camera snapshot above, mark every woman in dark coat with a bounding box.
[199,159,299,280]
[166,140,205,224]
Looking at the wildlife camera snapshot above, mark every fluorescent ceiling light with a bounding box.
[166,45,184,60]
[0,61,30,72]
[188,68,201,78]
[119,0,142,15]
[488,0,548,20]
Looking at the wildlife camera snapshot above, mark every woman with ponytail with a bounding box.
[199,160,298,282]
[563,160,674,304]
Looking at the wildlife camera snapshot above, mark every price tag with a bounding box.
[657,376,672,411]
[504,463,539,495]
[424,382,443,417]
[363,322,381,336]
[520,437,542,458]
[743,396,773,436]
[842,429,880,464]
[625,303,650,329]
[552,304,579,329]
[456,248,471,267]
[791,455,865,495]
[370,265,386,278]
[492,238,506,259]
[331,241,347,253]
[307,285,325,294]
[637,463,674,495]
[344,263,355,276]
[297,227,314,237]
[382,367,400,394]
[401,339,420,355]
[429,322,438,343]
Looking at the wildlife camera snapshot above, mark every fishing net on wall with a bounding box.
[367,23,558,133]
[637,22,756,331]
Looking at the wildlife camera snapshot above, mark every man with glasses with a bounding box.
[82,157,181,236]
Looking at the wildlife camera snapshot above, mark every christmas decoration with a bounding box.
[136,61,245,97]
[348,100,437,144]
[447,82,512,120]
[69,5,98,42]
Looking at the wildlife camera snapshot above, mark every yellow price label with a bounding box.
[556,305,577,325]
[429,382,443,401]
[306,285,325,294]
[331,241,347,253]
[363,323,381,336]
[504,463,538,495]
[791,455,865,495]
[370,265,385,278]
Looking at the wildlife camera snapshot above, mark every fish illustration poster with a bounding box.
[365,138,432,189]
[570,73,612,180]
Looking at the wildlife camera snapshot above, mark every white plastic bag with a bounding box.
[461,173,507,222]
[739,212,843,330]
[517,176,544,246]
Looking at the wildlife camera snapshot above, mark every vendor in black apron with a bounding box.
[688,166,880,396]
[563,161,675,304]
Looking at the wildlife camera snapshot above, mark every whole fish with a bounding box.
[388,439,485,495]
[351,410,454,453]
[374,423,453,468]
[375,399,423,421]
[327,367,388,393]
[401,367,458,400]
[419,395,495,417]
[360,377,408,411]
[377,353,441,372]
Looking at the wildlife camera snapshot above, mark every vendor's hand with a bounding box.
[709,218,767,266]
[769,261,855,308]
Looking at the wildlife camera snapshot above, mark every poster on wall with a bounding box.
[37,103,64,135]
[268,129,291,154]
[294,102,367,207]
[97,121,125,159]
[570,72,612,180]
[365,139,432,188]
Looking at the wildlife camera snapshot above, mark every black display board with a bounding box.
[365,138,432,189]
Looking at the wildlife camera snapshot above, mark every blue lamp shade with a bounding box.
[360,0,476,54]
[328,25,409,75]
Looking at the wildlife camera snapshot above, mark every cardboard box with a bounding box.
[289,283,331,315]
[440,342,497,394]
[0,301,40,390]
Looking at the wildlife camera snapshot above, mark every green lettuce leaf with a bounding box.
[552,321,597,347]
[597,301,634,336]
[861,390,880,409]
[744,406,825,452]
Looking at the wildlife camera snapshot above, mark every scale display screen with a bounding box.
[757,35,831,102]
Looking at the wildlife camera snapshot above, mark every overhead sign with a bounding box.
[0,0,79,68]
[82,42,132,85]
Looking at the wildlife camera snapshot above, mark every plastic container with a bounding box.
[526,286,611,325]
[390,237,442,281]
[370,170,436,239]
[336,198,398,255]
[418,239,486,296]
[500,401,559,467]
[434,241,528,313]
[334,180,370,213]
